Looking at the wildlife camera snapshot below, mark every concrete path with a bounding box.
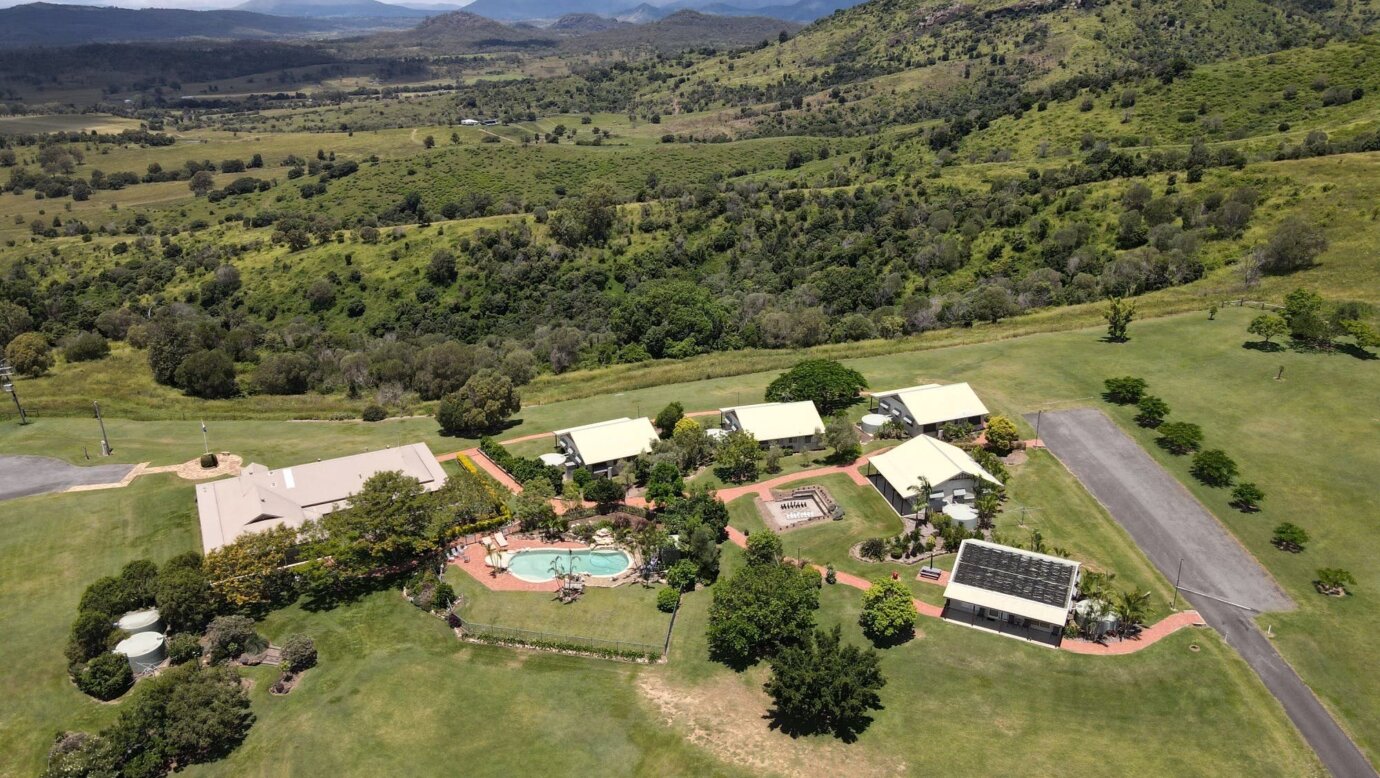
[1036,408,1375,778]
[0,454,135,501]
[726,523,1199,655]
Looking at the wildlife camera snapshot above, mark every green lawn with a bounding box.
[656,546,1319,776]
[2,305,1374,774]
[446,568,672,649]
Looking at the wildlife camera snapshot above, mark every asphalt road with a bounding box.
[1031,408,1291,613]
[1034,409,1376,778]
[0,454,133,501]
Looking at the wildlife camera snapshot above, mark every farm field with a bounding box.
[1,305,1374,774]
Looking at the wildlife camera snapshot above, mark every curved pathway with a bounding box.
[725,525,1199,654]
[451,439,1201,657]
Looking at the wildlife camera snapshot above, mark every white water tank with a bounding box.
[860,413,889,435]
[114,632,166,675]
[116,608,162,636]
[539,453,568,468]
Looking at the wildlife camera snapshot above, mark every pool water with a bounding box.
[506,548,632,583]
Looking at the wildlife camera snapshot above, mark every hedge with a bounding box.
[478,437,562,493]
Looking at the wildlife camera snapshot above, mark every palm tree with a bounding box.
[1114,589,1151,639]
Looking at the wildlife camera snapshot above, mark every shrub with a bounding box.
[1134,395,1169,428]
[280,634,317,672]
[656,587,681,613]
[1272,523,1309,552]
[983,414,1020,455]
[825,565,836,584]
[859,578,917,644]
[1315,568,1355,595]
[66,610,116,665]
[1190,449,1238,487]
[1157,422,1203,455]
[206,615,265,663]
[362,404,387,422]
[5,331,53,376]
[666,559,698,592]
[1103,376,1147,404]
[653,401,684,438]
[859,537,886,560]
[63,332,110,363]
[75,652,133,700]
[1230,482,1264,512]
[166,633,203,665]
[478,437,562,493]
[200,452,219,469]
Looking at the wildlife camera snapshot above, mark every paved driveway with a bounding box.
[0,454,133,501]
[1031,408,1291,613]
[1036,409,1376,778]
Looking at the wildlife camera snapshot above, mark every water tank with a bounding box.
[539,453,568,468]
[706,427,728,440]
[114,632,166,674]
[860,413,889,435]
[1073,598,1119,638]
[115,608,162,636]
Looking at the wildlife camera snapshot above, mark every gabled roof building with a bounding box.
[553,416,659,477]
[941,539,1081,647]
[719,401,825,451]
[871,382,989,438]
[194,442,448,553]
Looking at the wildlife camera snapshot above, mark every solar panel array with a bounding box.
[951,543,1077,608]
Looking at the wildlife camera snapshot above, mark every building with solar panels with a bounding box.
[941,539,1081,647]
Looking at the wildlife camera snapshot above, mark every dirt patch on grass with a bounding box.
[636,671,906,777]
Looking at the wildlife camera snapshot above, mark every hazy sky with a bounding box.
[0,0,477,7]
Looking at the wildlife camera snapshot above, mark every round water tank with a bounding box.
[539,452,568,468]
[116,608,162,636]
[706,427,728,440]
[114,632,166,675]
[860,413,889,435]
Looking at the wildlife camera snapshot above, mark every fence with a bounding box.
[451,612,667,661]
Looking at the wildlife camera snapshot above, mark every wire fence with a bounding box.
[451,613,668,660]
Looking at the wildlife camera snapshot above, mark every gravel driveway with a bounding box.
[0,454,134,501]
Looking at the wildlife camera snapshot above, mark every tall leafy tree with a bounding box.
[764,625,886,741]
[764,359,867,415]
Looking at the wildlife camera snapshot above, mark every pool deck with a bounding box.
[450,536,634,592]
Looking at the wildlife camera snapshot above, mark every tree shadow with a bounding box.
[1338,343,1379,361]
[865,627,916,650]
[299,571,403,612]
[1242,340,1283,352]
[764,705,878,743]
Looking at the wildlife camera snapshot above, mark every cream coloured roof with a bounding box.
[194,442,448,553]
[720,401,825,442]
[874,382,989,427]
[868,435,1000,496]
[554,417,658,467]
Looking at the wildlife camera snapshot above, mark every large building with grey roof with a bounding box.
[194,442,448,553]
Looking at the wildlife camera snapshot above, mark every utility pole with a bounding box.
[1034,409,1043,441]
[1171,557,1184,610]
[93,401,111,456]
[1,360,28,425]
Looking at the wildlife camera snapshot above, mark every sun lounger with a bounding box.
[493,531,509,549]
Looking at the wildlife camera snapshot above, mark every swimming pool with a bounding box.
[506,548,633,583]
